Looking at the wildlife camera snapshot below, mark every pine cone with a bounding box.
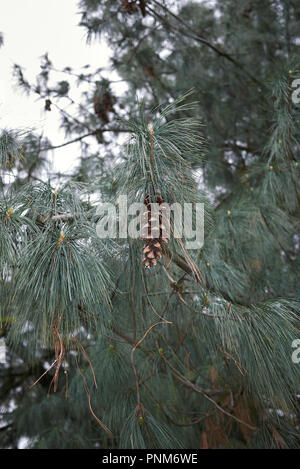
[121,0,149,16]
[94,95,109,124]
[122,0,138,14]
[45,99,52,111]
[142,195,168,268]
[143,66,155,79]
[93,91,114,124]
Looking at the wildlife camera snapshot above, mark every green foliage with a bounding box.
[0,130,24,169]
[117,91,205,201]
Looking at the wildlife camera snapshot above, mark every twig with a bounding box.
[163,357,257,431]
[40,128,130,152]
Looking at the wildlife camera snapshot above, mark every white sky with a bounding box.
[0,0,112,174]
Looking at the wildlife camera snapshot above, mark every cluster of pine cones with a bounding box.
[142,195,168,268]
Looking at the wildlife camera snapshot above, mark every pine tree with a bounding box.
[1,1,300,449]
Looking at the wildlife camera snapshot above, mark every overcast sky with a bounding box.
[1,0,112,174]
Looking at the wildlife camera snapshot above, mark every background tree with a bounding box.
[1,0,300,449]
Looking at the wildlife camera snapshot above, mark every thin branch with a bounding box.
[41,127,130,152]
[148,1,265,90]
[163,357,257,431]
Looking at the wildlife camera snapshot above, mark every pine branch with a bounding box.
[163,356,257,431]
[40,127,130,152]
[148,1,265,90]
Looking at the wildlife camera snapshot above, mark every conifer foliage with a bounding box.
[1,1,300,449]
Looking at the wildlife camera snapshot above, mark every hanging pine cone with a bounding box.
[94,90,114,124]
[143,66,155,79]
[121,0,138,14]
[142,195,169,268]
[45,99,52,111]
[121,0,149,16]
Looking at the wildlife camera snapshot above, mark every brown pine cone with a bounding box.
[45,99,52,111]
[122,0,138,14]
[142,195,168,268]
